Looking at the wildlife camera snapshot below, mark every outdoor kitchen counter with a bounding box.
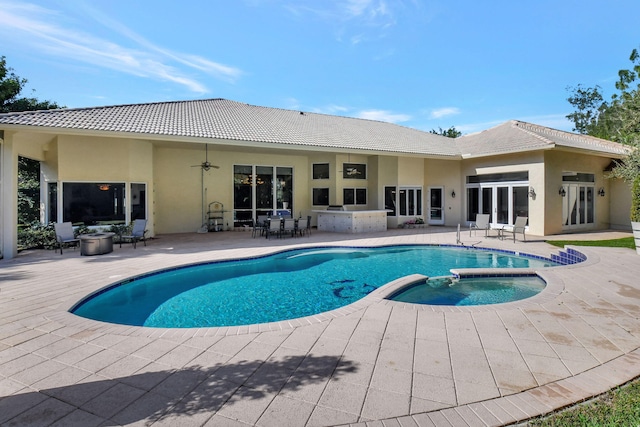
[313,209,389,233]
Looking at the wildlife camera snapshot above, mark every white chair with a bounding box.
[469,214,490,237]
[502,216,528,242]
[54,222,79,254]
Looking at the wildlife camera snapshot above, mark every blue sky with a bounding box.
[1,0,639,134]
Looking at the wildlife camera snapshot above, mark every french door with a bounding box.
[467,185,528,226]
[561,184,594,229]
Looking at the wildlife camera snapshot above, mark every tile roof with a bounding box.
[0,98,458,157]
[456,120,630,158]
[0,99,630,158]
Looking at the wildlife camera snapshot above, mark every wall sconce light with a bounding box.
[451,190,456,198]
[528,187,536,198]
[598,187,605,197]
[98,184,110,191]
[559,187,566,197]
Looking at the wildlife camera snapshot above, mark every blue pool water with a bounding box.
[389,275,546,306]
[71,245,558,328]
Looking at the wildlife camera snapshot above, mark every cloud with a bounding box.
[0,1,242,93]
[429,107,461,119]
[356,109,411,123]
[282,0,398,45]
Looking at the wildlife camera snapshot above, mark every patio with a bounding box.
[0,227,639,426]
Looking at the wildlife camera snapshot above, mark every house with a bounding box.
[0,98,632,259]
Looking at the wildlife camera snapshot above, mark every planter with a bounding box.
[633,221,640,255]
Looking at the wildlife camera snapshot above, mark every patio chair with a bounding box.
[282,218,296,237]
[266,218,282,239]
[251,218,261,238]
[469,214,490,237]
[54,222,80,254]
[120,219,148,248]
[502,216,528,242]
[297,217,309,237]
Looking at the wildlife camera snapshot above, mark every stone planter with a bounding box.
[633,221,640,255]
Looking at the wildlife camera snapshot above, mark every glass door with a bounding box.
[496,186,509,225]
[562,184,594,229]
[428,187,444,225]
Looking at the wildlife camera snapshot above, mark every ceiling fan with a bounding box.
[191,144,219,171]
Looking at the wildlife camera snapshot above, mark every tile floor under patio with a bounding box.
[0,227,639,426]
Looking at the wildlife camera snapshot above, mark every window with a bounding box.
[343,188,367,205]
[62,182,125,225]
[342,163,366,179]
[48,182,58,223]
[130,183,146,220]
[385,186,396,216]
[313,188,329,205]
[313,163,329,179]
[398,187,422,216]
[233,165,294,226]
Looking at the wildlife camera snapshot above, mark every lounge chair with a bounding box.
[469,214,490,237]
[502,216,528,242]
[120,219,148,248]
[54,222,80,254]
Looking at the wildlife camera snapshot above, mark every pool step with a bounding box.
[550,247,587,265]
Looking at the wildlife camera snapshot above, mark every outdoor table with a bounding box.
[79,232,115,256]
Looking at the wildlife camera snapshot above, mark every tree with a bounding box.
[566,48,640,144]
[0,56,62,112]
[1,56,62,248]
[18,156,40,225]
[567,47,640,223]
[430,126,462,138]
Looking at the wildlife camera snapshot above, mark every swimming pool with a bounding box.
[71,245,560,328]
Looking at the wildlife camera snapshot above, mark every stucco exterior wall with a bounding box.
[424,158,461,226]
[376,156,400,228]
[544,150,613,235]
[154,145,309,234]
[608,178,632,231]
[461,152,545,236]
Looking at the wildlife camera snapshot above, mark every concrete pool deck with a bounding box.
[0,227,638,426]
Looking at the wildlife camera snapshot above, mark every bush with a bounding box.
[17,222,56,250]
[632,177,640,222]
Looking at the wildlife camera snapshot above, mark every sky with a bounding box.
[1,0,640,135]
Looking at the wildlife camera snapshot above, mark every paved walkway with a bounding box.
[0,227,638,426]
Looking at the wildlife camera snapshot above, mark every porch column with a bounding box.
[1,133,18,260]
